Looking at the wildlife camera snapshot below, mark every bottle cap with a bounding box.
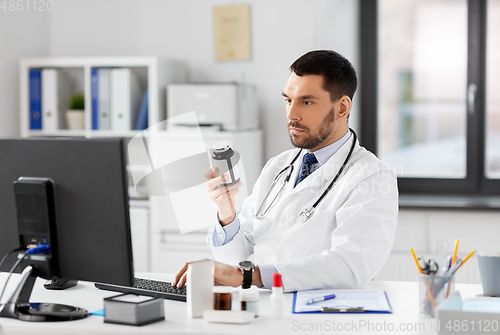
[212,286,233,294]
[272,272,282,288]
[240,287,259,301]
[213,141,229,151]
[187,259,214,275]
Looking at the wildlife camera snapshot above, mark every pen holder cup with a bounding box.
[419,274,454,318]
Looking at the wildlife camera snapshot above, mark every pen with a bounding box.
[446,250,475,298]
[446,258,462,276]
[306,293,336,305]
[445,258,462,298]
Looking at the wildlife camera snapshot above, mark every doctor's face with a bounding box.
[283,73,346,152]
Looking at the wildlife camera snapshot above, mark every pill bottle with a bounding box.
[213,286,233,310]
[187,260,214,318]
[211,142,240,186]
[240,287,259,317]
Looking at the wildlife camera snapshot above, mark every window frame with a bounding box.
[359,0,500,196]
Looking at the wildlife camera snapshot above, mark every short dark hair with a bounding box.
[289,50,357,101]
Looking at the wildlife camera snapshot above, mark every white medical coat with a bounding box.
[209,136,398,292]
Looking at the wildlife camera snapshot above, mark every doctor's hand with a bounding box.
[172,259,263,288]
[205,167,242,226]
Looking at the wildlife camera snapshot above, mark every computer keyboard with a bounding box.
[94,277,187,302]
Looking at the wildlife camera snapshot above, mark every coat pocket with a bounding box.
[277,209,330,260]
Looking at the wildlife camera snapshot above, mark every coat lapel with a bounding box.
[318,136,360,184]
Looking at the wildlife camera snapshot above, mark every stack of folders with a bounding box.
[29,67,147,131]
[104,293,164,326]
[29,68,70,131]
[91,68,148,131]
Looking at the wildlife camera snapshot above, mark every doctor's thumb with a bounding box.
[205,167,218,180]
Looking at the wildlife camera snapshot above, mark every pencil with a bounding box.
[411,248,423,274]
[456,250,475,272]
[451,240,459,265]
[411,248,437,307]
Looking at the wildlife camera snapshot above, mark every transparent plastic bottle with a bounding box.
[211,141,240,186]
[269,272,285,318]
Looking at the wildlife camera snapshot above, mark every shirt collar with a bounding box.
[309,130,352,166]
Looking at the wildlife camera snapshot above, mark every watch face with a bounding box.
[239,260,254,271]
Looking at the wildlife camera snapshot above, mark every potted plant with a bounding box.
[66,94,85,130]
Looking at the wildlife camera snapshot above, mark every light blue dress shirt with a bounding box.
[209,130,352,288]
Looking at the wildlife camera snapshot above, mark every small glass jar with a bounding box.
[240,287,259,317]
[213,286,233,310]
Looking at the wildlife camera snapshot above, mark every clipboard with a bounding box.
[292,288,393,314]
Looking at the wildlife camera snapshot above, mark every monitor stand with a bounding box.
[0,266,88,322]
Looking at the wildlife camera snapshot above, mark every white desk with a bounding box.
[0,273,483,335]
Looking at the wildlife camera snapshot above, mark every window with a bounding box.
[360,0,500,195]
[486,1,500,179]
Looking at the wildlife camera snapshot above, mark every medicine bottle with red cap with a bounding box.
[269,272,285,318]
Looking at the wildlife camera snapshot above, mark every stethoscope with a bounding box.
[254,128,358,223]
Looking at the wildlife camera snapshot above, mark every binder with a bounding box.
[29,69,42,130]
[135,90,148,130]
[91,68,99,130]
[41,68,68,132]
[111,68,141,132]
[98,68,111,130]
[292,288,392,314]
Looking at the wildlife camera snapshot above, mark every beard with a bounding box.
[288,106,336,150]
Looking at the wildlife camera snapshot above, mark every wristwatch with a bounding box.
[238,260,254,289]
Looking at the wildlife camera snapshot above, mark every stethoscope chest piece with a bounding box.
[299,207,315,223]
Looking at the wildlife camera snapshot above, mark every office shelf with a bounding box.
[27,129,86,137]
[19,56,186,138]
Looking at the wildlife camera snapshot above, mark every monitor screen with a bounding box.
[0,137,134,287]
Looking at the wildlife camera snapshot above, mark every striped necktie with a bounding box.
[295,153,318,186]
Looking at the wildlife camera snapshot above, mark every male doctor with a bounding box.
[173,50,398,292]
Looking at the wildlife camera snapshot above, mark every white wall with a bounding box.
[45,0,359,160]
[0,10,50,136]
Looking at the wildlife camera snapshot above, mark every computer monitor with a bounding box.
[0,137,134,321]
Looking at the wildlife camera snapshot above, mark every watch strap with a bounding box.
[242,268,252,289]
